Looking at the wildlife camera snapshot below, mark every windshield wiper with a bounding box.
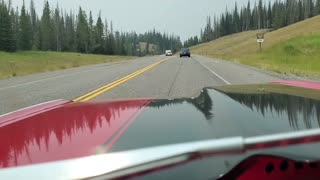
[1,129,320,180]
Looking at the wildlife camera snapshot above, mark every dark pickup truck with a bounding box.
[180,48,191,57]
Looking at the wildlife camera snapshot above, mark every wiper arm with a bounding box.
[1,129,320,180]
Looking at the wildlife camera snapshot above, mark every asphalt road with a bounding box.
[0,55,288,115]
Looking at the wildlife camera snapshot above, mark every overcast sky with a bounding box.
[11,0,272,41]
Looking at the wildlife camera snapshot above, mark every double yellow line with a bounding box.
[73,57,172,102]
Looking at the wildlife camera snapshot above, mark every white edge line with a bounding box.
[195,59,231,85]
[0,99,67,118]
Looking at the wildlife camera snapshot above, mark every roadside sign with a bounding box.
[256,33,265,40]
[257,39,264,43]
[256,33,265,52]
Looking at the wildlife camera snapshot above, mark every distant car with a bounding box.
[180,48,191,57]
[165,50,173,56]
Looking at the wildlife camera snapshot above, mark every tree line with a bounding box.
[0,0,182,55]
[184,0,320,47]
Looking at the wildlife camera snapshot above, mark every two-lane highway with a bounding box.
[0,55,287,115]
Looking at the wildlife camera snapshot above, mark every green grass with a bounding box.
[0,51,134,79]
[241,34,320,77]
[191,16,320,78]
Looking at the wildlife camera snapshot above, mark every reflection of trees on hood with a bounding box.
[220,92,320,130]
[0,101,147,168]
[0,92,214,168]
[149,89,214,120]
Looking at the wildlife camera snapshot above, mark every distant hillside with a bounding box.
[191,16,320,78]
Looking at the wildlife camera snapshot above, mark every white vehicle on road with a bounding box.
[165,50,173,56]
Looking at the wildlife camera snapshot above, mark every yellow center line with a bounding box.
[73,57,173,102]
[73,63,153,101]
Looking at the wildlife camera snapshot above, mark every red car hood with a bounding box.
[1,82,320,179]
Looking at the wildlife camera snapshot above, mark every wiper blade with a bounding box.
[1,129,320,180]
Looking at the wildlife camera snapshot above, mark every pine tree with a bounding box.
[298,0,304,21]
[267,1,273,28]
[94,13,104,54]
[213,15,220,38]
[106,21,115,55]
[316,0,320,15]
[263,4,268,28]
[289,0,300,24]
[272,1,285,29]
[309,0,315,17]
[12,8,20,50]
[0,0,183,56]
[88,11,95,53]
[0,1,16,52]
[244,1,251,31]
[257,0,263,29]
[145,41,149,54]
[40,1,55,50]
[219,14,226,36]
[120,32,126,55]
[64,13,69,51]
[132,32,137,56]
[233,3,240,33]
[200,29,204,42]
[76,7,89,53]
[114,31,121,55]
[203,16,213,42]
[60,13,66,51]
[19,0,32,50]
[285,0,293,25]
[53,5,61,51]
[225,12,232,34]
[104,18,110,54]
[304,0,313,19]
[30,0,37,48]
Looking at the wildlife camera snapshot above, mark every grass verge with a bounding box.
[240,34,320,77]
[0,51,135,79]
[191,16,320,78]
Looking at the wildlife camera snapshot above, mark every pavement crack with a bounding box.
[167,59,184,97]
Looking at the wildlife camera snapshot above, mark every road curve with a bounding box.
[0,55,287,115]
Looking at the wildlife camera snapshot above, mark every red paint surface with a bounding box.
[0,100,69,127]
[271,80,320,90]
[0,99,150,168]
